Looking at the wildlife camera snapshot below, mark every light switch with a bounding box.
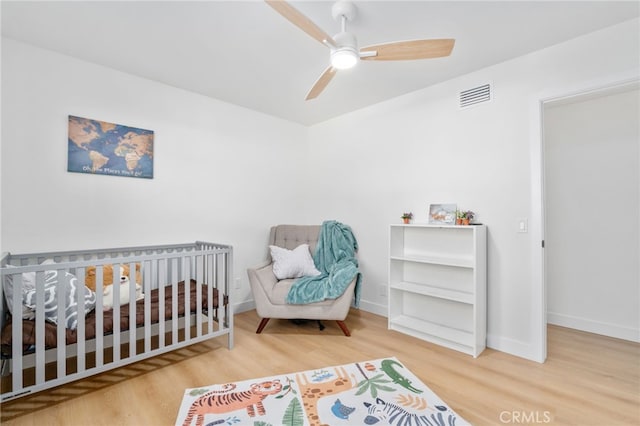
[517,218,528,233]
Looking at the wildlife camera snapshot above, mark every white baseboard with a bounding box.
[547,312,640,342]
[358,299,387,317]
[233,299,387,317]
[233,300,256,314]
[486,334,543,363]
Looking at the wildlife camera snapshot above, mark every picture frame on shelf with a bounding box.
[428,203,457,225]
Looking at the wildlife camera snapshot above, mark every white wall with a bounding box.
[0,38,308,307]
[544,88,639,341]
[305,18,640,360]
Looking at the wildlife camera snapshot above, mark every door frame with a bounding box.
[529,71,639,363]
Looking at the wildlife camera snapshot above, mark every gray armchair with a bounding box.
[247,224,357,336]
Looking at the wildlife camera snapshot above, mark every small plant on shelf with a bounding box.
[401,212,413,224]
[456,210,475,225]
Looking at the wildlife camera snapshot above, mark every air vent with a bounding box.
[459,84,492,109]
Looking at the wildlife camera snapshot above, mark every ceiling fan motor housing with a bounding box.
[333,30,357,50]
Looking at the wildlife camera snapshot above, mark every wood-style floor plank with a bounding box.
[1,309,638,425]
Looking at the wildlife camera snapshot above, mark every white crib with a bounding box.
[0,241,233,402]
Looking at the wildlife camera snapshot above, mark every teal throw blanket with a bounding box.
[286,220,361,307]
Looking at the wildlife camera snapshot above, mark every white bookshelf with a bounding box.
[388,224,487,357]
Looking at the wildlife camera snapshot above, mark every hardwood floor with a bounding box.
[1,309,638,425]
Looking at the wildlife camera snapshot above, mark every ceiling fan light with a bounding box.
[331,48,358,69]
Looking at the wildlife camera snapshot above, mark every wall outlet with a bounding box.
[235,277,241,289]
[379,284,388,297]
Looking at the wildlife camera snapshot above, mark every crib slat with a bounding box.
[112,263,121,363]
[11,274,23,395]
[128,261,137,358]
[76,267,86,374]
[195,254,203,337]
[183,256,190,341]
[203,254,209,335]
[95,265,104,368]
[158,259,166,349]
[171,258,178,342]
[144,259,153,353]
[55,268,66,381]
[225,250,234,348]
[35,271,45,385]
[209,254,223,329]
[218,252,223,332]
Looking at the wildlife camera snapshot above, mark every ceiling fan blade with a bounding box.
[360,39,455,61]
[265,0,336,47]
[305,66,337,100]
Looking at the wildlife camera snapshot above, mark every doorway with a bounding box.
[544,84,639,340]
[533,79,640,362]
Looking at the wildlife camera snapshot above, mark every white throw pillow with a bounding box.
[269,244,321,280]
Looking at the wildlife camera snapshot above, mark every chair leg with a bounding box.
[256,318,271,334]
[336,320,351,337]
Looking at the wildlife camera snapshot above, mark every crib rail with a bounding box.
[0,241,233,402]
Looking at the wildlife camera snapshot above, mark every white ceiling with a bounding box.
[2,1,638,126]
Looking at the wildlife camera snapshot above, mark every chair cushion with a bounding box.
[267,278,296,305]
[269,244,321,280]
[264,278,337,307]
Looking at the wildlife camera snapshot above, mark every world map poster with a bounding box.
[68,115,154,179]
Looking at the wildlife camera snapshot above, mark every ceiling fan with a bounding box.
[265,0,455,100]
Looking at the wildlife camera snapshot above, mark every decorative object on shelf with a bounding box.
[456,210,476,225]
[428,204,456,225]
[68,115,154,179]
[457,210,475,225]
[401,212,413,224]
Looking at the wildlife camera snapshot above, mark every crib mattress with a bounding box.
[0,280,224,357]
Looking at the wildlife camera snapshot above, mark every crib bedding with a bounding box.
[1,279,224,357]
